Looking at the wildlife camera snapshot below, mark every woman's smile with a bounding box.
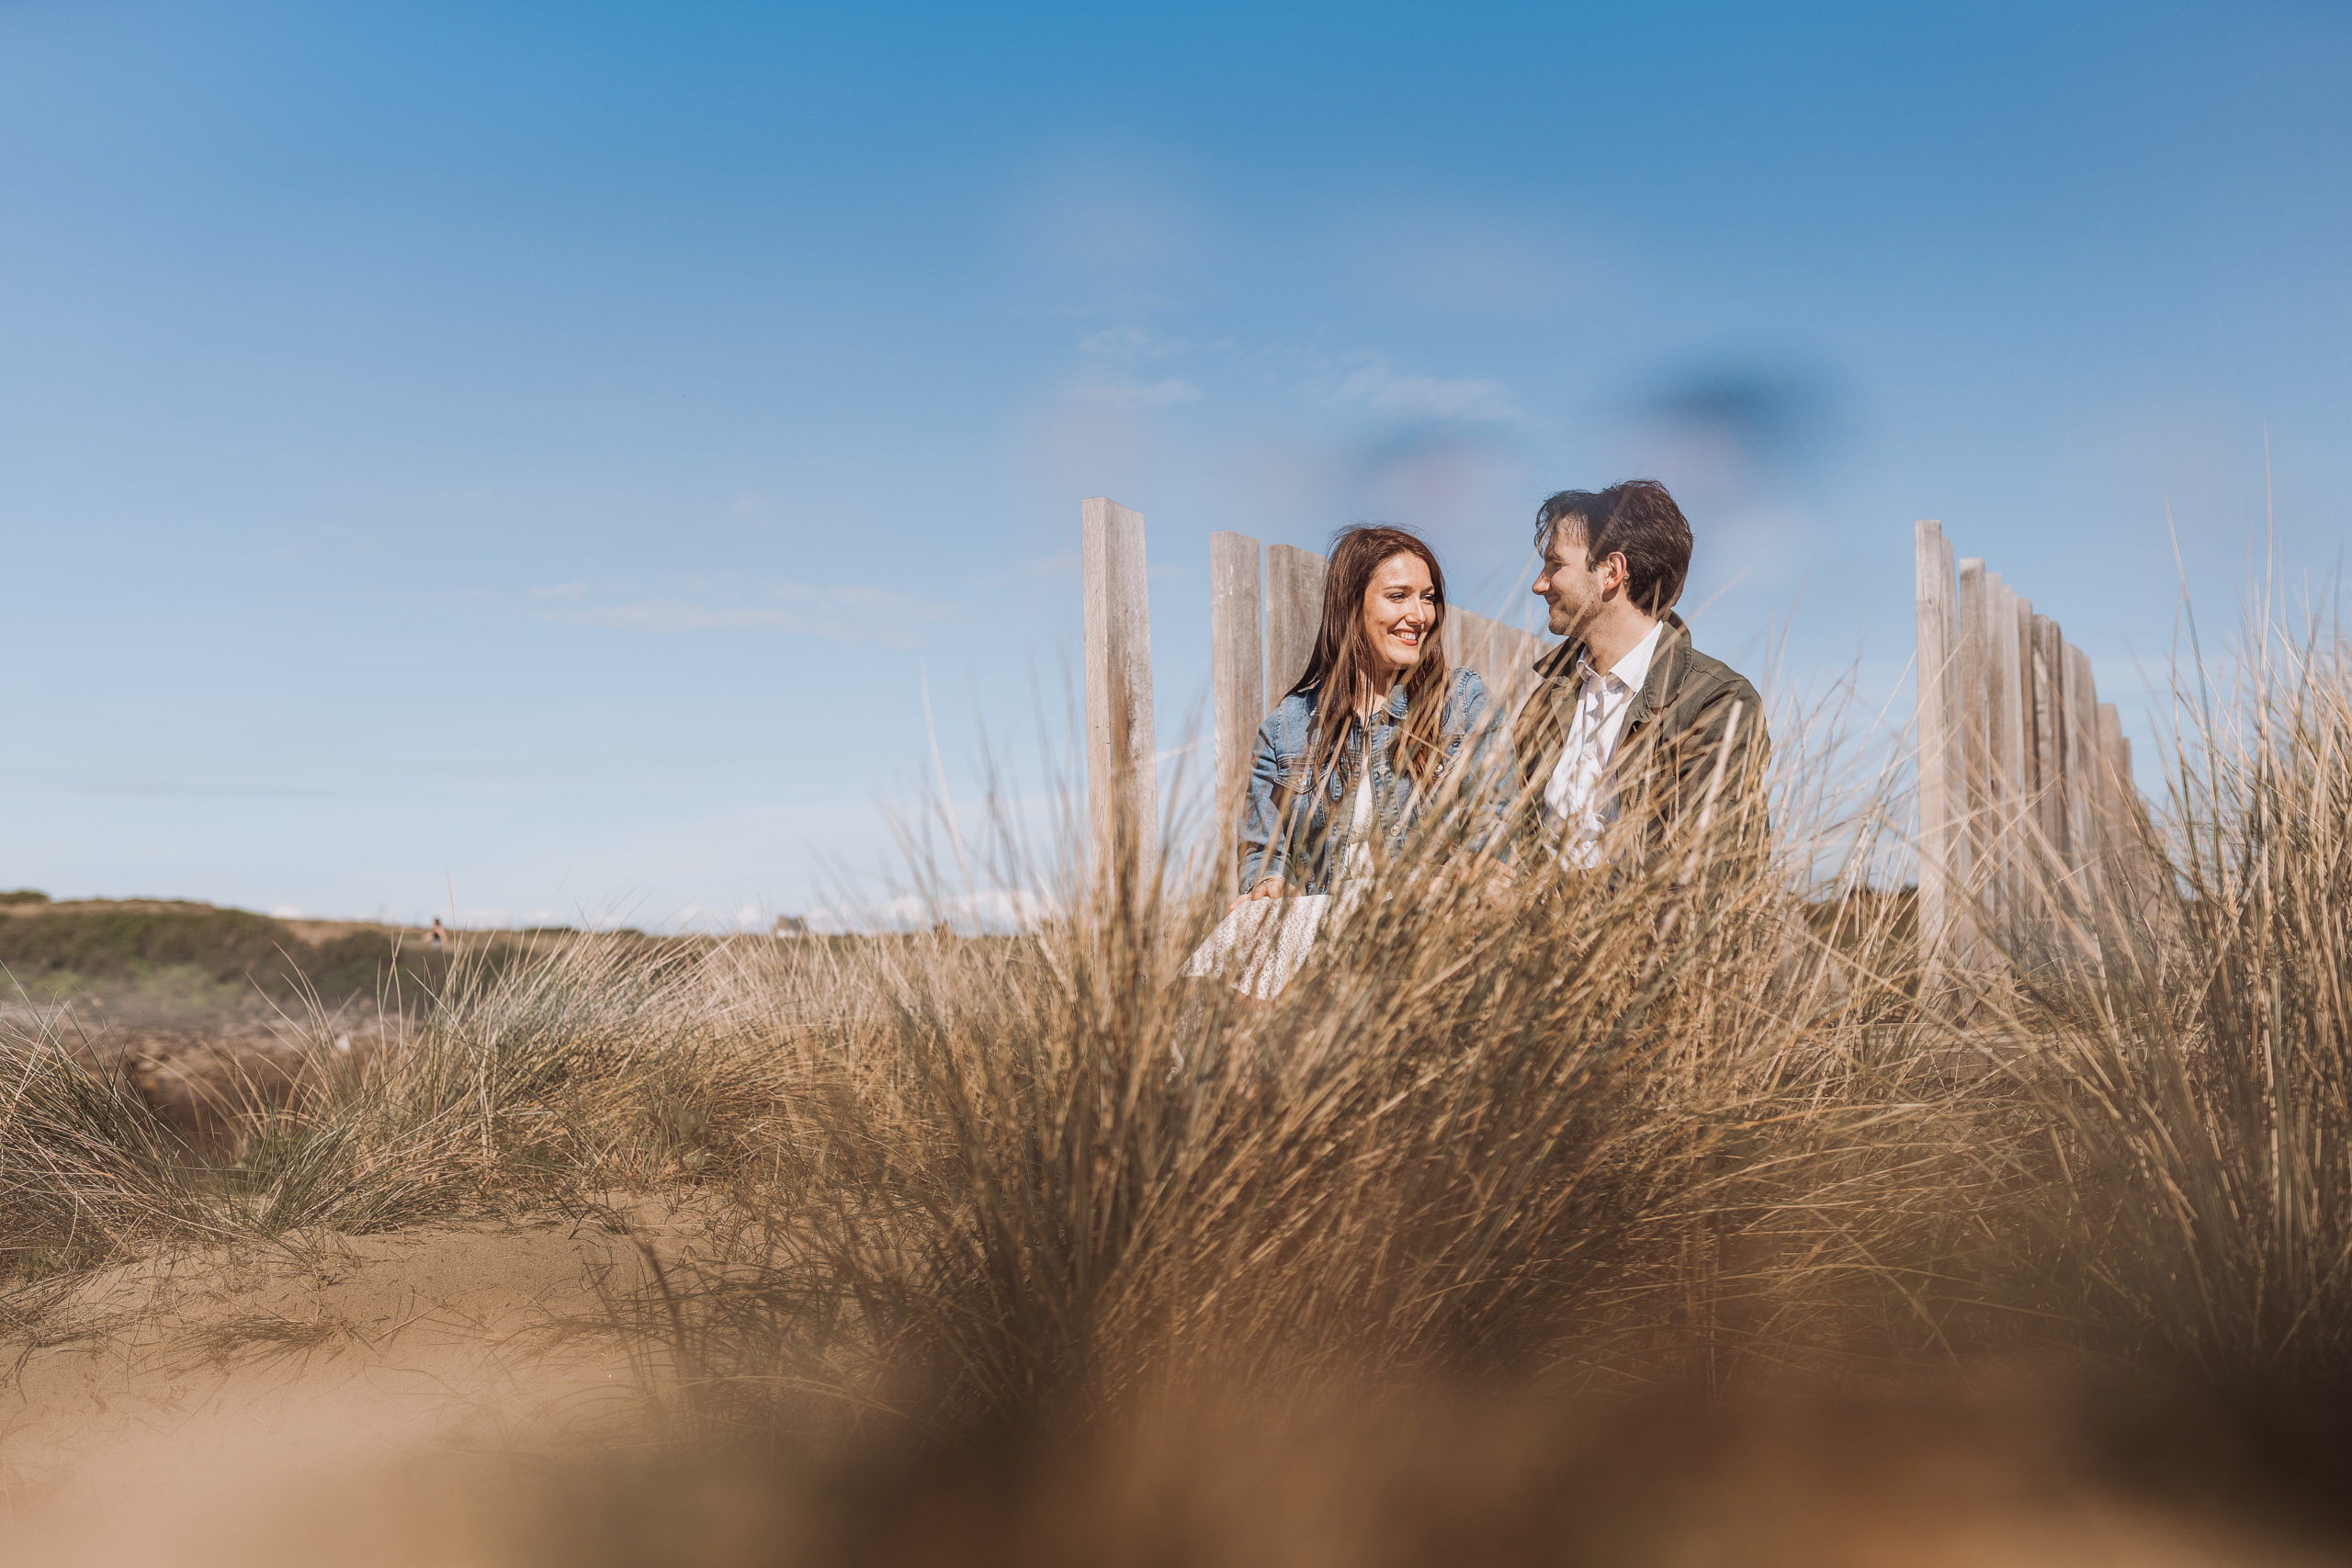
[1363,552,1438,681]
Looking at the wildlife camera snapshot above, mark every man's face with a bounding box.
[1531,517,1623,638]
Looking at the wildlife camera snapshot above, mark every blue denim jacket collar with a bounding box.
[1235,669,1500,896]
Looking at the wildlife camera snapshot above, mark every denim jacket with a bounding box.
[1236,667,1504,895]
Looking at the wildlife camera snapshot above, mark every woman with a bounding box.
[1187,526,1499,997]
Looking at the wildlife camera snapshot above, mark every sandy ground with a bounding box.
[0,1024,2342,1565]
[4,1217,2350,1566]
[0,1213,673,1566]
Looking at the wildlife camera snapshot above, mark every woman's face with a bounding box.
[1361,551,1438,680]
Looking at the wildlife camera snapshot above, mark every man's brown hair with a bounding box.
[1532,479,1693,617]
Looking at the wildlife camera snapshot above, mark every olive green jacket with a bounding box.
[1510,612,1770,871]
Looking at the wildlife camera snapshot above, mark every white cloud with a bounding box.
[1060,321,1213,411]
[269,903,302,919]
[1329,359,1519,424]
[526,581,589,601]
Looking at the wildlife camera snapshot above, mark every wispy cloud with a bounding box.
[1327,357,1519,423]
[1065,321,1206,409]
[530,579,945,648]
[1068,376,1204,409]
[1079,324,1187,359]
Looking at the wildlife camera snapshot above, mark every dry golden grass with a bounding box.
[5,620,2352,1563]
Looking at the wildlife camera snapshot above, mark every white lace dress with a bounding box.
[1183,769,1376,999]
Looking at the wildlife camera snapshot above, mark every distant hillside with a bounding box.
[0,896,517,1010]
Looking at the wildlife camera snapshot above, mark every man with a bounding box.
[1510,479,1768,878]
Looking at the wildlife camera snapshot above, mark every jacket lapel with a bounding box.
[1516,636,1586,787]
[1517,612,1692,786]
[1617,613,1690,747]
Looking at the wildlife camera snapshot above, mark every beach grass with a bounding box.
[4,617,2350,1561]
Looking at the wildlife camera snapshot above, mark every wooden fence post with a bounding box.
[1081,497,1158,884]
[2059,641,2097,886]
[2064,644,2103,898]
[1986,573,2027,941]
[2030,613,2068,871]
[1208,532,1264,893]
[2096,705,2156,913]
[1957,558,1994,948]
[2014,596,2039,817]
[1450,605,1544,733]
[2096,706,2128,813]
[1264,544,1327,703]
[2093,701,2130,887]
[1916,524,2153,976]
[1915,521,1964,972]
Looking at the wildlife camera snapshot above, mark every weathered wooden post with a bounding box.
[2094,703,2156,913]
[2058,642,2097,888]
[2092,701,2130,891]
[1265,544,1327,702]
[1986,573,2028,940]
[1957,558,1995,944]
[2063,644,2102,900]
[2096,706,2126,806]
[1910,525,2147,969]
[2030,613,2069,870]
[1081,497,1158,883]
[1450,606,1492,706]
[2014,596,2040,818]
[1914,521,1965,972]
[1450,606,1544,730]
[1208,531,1265,893]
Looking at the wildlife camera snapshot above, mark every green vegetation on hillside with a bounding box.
[0,899,498,1010]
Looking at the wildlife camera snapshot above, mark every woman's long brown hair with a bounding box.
[1285,525,1453,794]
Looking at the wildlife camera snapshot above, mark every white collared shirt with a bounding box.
[1543,618,1666,868]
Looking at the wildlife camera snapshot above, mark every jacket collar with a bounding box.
[1295,678,1409,723]
[1533,611,1692,736]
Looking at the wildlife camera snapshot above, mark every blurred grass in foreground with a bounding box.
[5,615,2352,1564]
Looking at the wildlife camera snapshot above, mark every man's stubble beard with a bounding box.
[1547,593,1587,641]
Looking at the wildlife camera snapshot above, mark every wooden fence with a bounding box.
[1914,519,2147,973]
[1085,501,2148,942]
[1081,498,1158,886]
[1081,498,1544,889]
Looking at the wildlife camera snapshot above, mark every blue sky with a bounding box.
[3,0,2346,928]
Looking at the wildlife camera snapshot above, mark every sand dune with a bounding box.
[0,1215,679,1565]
